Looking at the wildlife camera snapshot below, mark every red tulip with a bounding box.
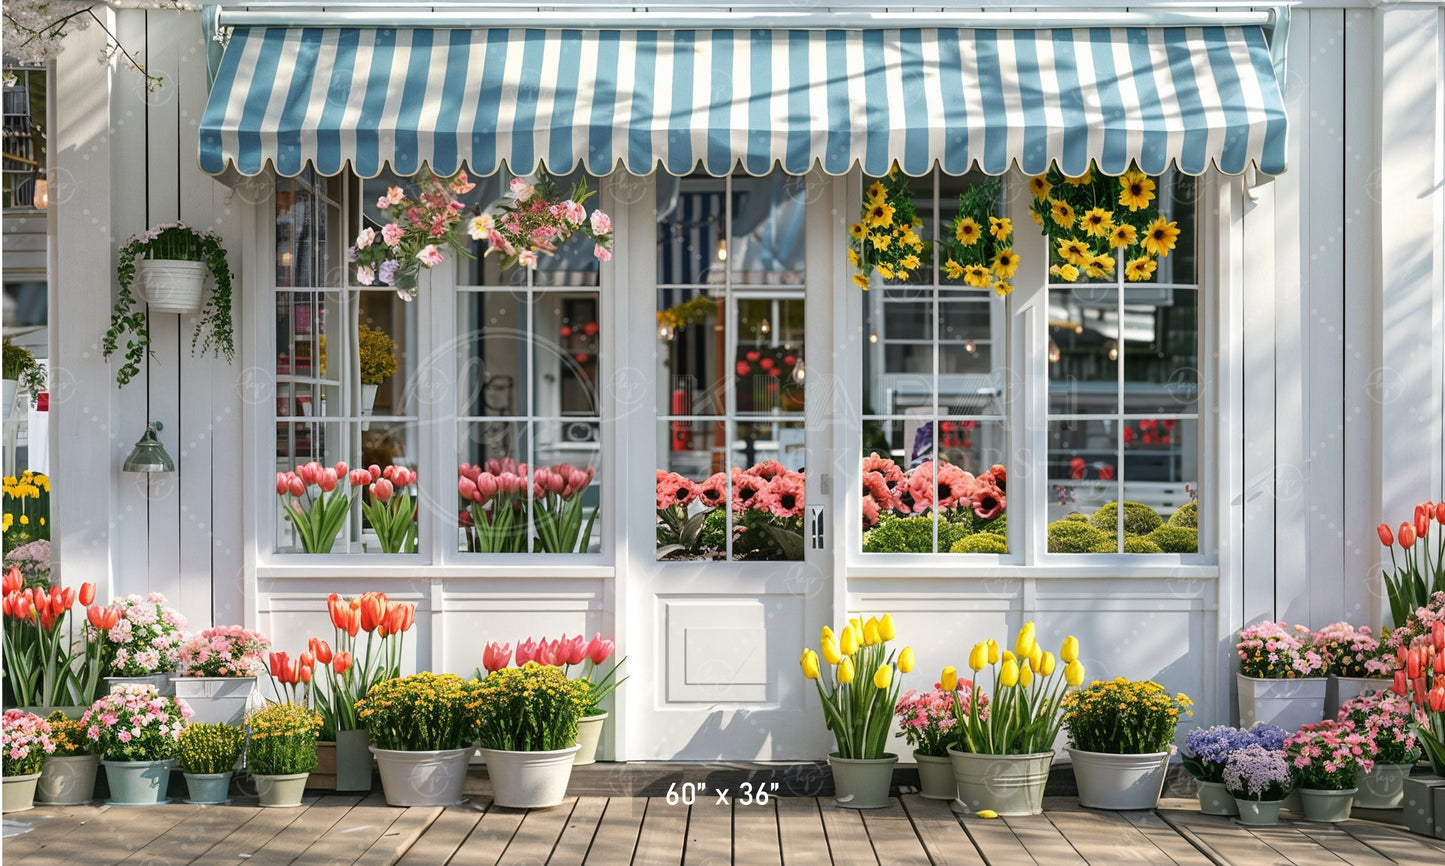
[309,637,333,665]
[300,650,315,669]
[39,608,56,631]
[1408,648,1422,679]
[1393,670,1408,696]
[1435,650,1445,675]
[560,634,588,666]
[1378,524,1395,547]
[78,582,95,606]
[1437,502,1445,525]
[346,600,361,637]
[1416,506,1430,539]
[12,594,31,622]
[384,604,407,635]
[483,641,512,673]
[270,651,294,684]
[397,603,415,633]
[334,461,349,478]
[58,586,76,611]
[298,664,313,684]
[1434,621,1445,652]
[1415,677,1430,706]
[516,637,539,665]
[3,566,21,595]
[359,592,387,633]
[333,652,353,675]
[327,593,349,631]
[1432,685,1445,714]
[587,633,615,665]
[1399,523,1417,549]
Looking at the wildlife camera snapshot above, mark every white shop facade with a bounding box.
[19,0,1445,761]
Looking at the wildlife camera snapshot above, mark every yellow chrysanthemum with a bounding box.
[1056,237,1090,266]
[1125,255,1158,282]
[1119,170,1156,211]
[991,248,1020,280]
[943,259,965,280]
[900,254,921,270]
[1049,199,1076,229]
[876,263,895,280]
[989,216,1012,241]
[1142,217,1181,257]
[1081,207,1115,239]
[1029,174,1053,199]
[866,201,896,229]
[1108,223,1138,248]
[963,265,993,288]
[849,223,867,241]
[954,216,981,246]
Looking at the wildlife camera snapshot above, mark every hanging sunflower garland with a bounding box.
[848,169,927,289]
[939,177,1015,296]
[1029,163,1182,283]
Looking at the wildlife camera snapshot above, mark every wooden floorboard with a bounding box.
[631,796,690,866]
[293,793,406,865]
[731,799,783,866]
[681,797,732,866]
[1290,821,1396,866]
[956,808,1040,866]
[1156,808,1301,866]
[11,801,202,865]
[859,798,931,865]
[1245,824,1353,865]
[497,798,578,866]
[353,805,445,866]
[176,795,322,864]
[117,802,264,865]
[1042,800,1185,865]
[816,801,881,866]
[453,803,528,864]
[1335,819,1445,866]
[242,794,367,866]
[898,795,989,866]
[1116,807,1220,866]
[4,804,110,860]
[580,796,647,865]
[547,796,607,865]
[392,804,484,866]
[774,796,833,866]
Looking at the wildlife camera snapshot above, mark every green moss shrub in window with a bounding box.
[1147,524,1198,553]
[1169,501,1198,528]
[1122,536,1163,554]
[1089,501,1163,536]
[950,533,1008,554]
[1048,520,1110,553]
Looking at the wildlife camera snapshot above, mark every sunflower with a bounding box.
[900,253,921,270]
[866,201,896,229]
[963,265,993,288]
[847,248,861,268]
[901,229,924,251]
[866,181,888,202]
[954,216,981,246]
[1119,171,1156,211]
[989,216,1012,240]
[1142,217,1181,257]
[1064,168,1093,186]
[849,223,867,241]
[1029,174,1053,199]
[1030,209,1045,226]
[1084,254,1115,280]
[1108,223,1138,248]
[1050,263,1081,282]
[1081,207,1115,238]
[991,247,1020,280]
[852,273,871,289]
[1125,255,1158,281]
[1049,199,1076,229]
[1056,237,1090,266]
[943,259,965,280]
[994,280,1014,297]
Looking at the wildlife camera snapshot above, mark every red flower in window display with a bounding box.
[1070,457,1087,480]
[277,462,372,553]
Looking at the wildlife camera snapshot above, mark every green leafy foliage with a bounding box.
[1089,501,1163,536]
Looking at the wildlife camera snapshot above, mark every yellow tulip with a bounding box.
[850,617,863,638]
[1039,651,1057,676]
[1065,659,1085,687]
[874,664,893,689]
[864,619,882,647]
[986,639,1000,664]
[898,646,915,673]
[1019,663,1034,687]
[801,649,820,680]
[879,614,897,641]
[838,657,855,684]
[1002,650,1016,664]
[940,666,958,692]
[821,625,835,646]
[968,643,988,672]
[840,625,859,656]
[1061,635,1080,663]
[1014,621,1036,659]
[1000,658,1020,687]
[821,636,843,665]
[1029,643,1044,673]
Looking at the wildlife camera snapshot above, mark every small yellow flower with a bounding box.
[866,181,888,202]
[852,273,871,290]
[954,216,981,246]
[847,248,861,268]
[866,201,896,229]
[1108,223,1138,248]
[1029,174,1053,199]
[849,223,867,241]
[994,280,1014,297]
[900,254,921,270]
[943,259,965,280]
[963,265,992,288]
[1142,218,1181,257]
[1056,237,1090,266]
[1125,255,1158,282]
[1119,170,1156,211]
[875,263,895,281]
[1081,207,1115,238]
[1049,199,1076,229]
[1054,263,1080,282]
[1030,209,1044,227]
[869,232,892,251]
[1064,167,1093,186]
[990,247,1019,280]
[989,216,1012,241]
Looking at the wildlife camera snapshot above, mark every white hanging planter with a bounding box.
[138,259,208,314]
[360,383,379,431]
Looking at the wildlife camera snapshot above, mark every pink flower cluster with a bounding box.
[470,175,615,266]
[1236,621,1326,679]
[177,625,271,678]
[458,458,530,507]
[1386,591,1445,653]
[894,682,986,757]
[656,461,804,519]
[861,453,1006,528]
[2,709,55,774]
[534,463,595,502]
[81,683,193,761]
[368,463,417,502]
[1313,622,1393,678]
[1283,719,1375,788]
[105,593,188,677]
[352,171,473,296]
[481,632,616,672]
[1338,690,1425,764]
[276,460,372,499]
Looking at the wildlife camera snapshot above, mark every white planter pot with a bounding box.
[1068,749,1171,810]
[1324,676,1393,720]
[171,676,255,727]
[480,745,580,809]
[255,772,309,807]
[1195,780,1238,816]
[105,674,176,698]
[1236,673,1326,730]
[37,754,99,805]
[574,712,607,765]
[137,259,208,314]
[360,383,379,430]
[948,749,1053,817]
[1355,762,1414,810]
[372,746,472,807]
[3,773,42,813]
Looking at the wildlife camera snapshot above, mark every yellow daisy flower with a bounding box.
[1054,263,1081,282]
[994,280,1014,297]
[989,216,1012,241]
[991,247,1020,280]
[1108,223,1138,248]
[866,201,896,229]
[1125,255,1158,281]
[1119,171,1156,211]
[1029,174,1053,199]
[849,223,867,241]
[963,265,992,288]
[944,259,965,280]
[847,249,861,268]
[1142,217,1181,257]
[1049,199,1076,229]
[852,273,871,289]
[1081,207,1115,239]
[1056,237,1090,266]
[954,216,981,246]
[866,181,888,202]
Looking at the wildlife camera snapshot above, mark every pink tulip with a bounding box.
[349,469,372,487]
[483,641,512,672]
[289,477,305,497]
[369,464,383,482]
[560,634,588,666]
[334,461,349,478]
[516,637,539,665]
[372,479,394,501]
[587,633,615,665]
[298,462,319,485]
[276,473,290,495]
[318,468,339,493]
[478,474,499,500]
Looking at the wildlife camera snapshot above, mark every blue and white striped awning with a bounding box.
[199,26,1287,178]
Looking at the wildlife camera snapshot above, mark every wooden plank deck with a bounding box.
[6,793,1445,864]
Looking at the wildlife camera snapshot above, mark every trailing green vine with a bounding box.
[103,223,235,387]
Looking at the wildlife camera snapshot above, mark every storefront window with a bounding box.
[860,172,1009,554]
[655,173,808,561]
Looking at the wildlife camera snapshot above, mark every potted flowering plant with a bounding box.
[82,683,192,806]
[1223,743,1293,825]
[2,337,45,410]
[103,222,235,387]
[1315,621,1394,717]
[356,323,397,419]
[1060,678,1194,810]
[1235,621,1327,729]
[352,170,475,300]
[356,672,481,807]
[1284,719,1377,822]
[942,624,1083,817]
[474,662,590,808]
[2,471,50,557]
[2,710,54,813]
[1376,503,1445,627]
[173,625,270,725]
[177,722,245,804]
[1339,691,1424,808]
[894,681,983,800]
[1392,618,1445,774]
[102,592,188,694]
[36,712,100,806]
[276,461,375,553]
[1181,723,1289,815]
[470,171,614,270]
[799,614,912,809]
[247,702,321,807]
[360,465,419,554]
[2,570,104,709]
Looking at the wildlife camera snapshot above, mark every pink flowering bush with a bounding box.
[351,170,475,300]
[1284,719,1376,790]
[1385,590,1445,653]
[82,683,192,762]
[469,172,614,269]
[1236,621,1325,679]
[655,462,805,560]
[104,593,187,676]
[860,453,1007,552]
[2,709,55,776]
[176,625,271,678]
[459,458,597,553]
[1313,622,1393,678]
[1338,690,1424,765]
[895,682,985,757]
